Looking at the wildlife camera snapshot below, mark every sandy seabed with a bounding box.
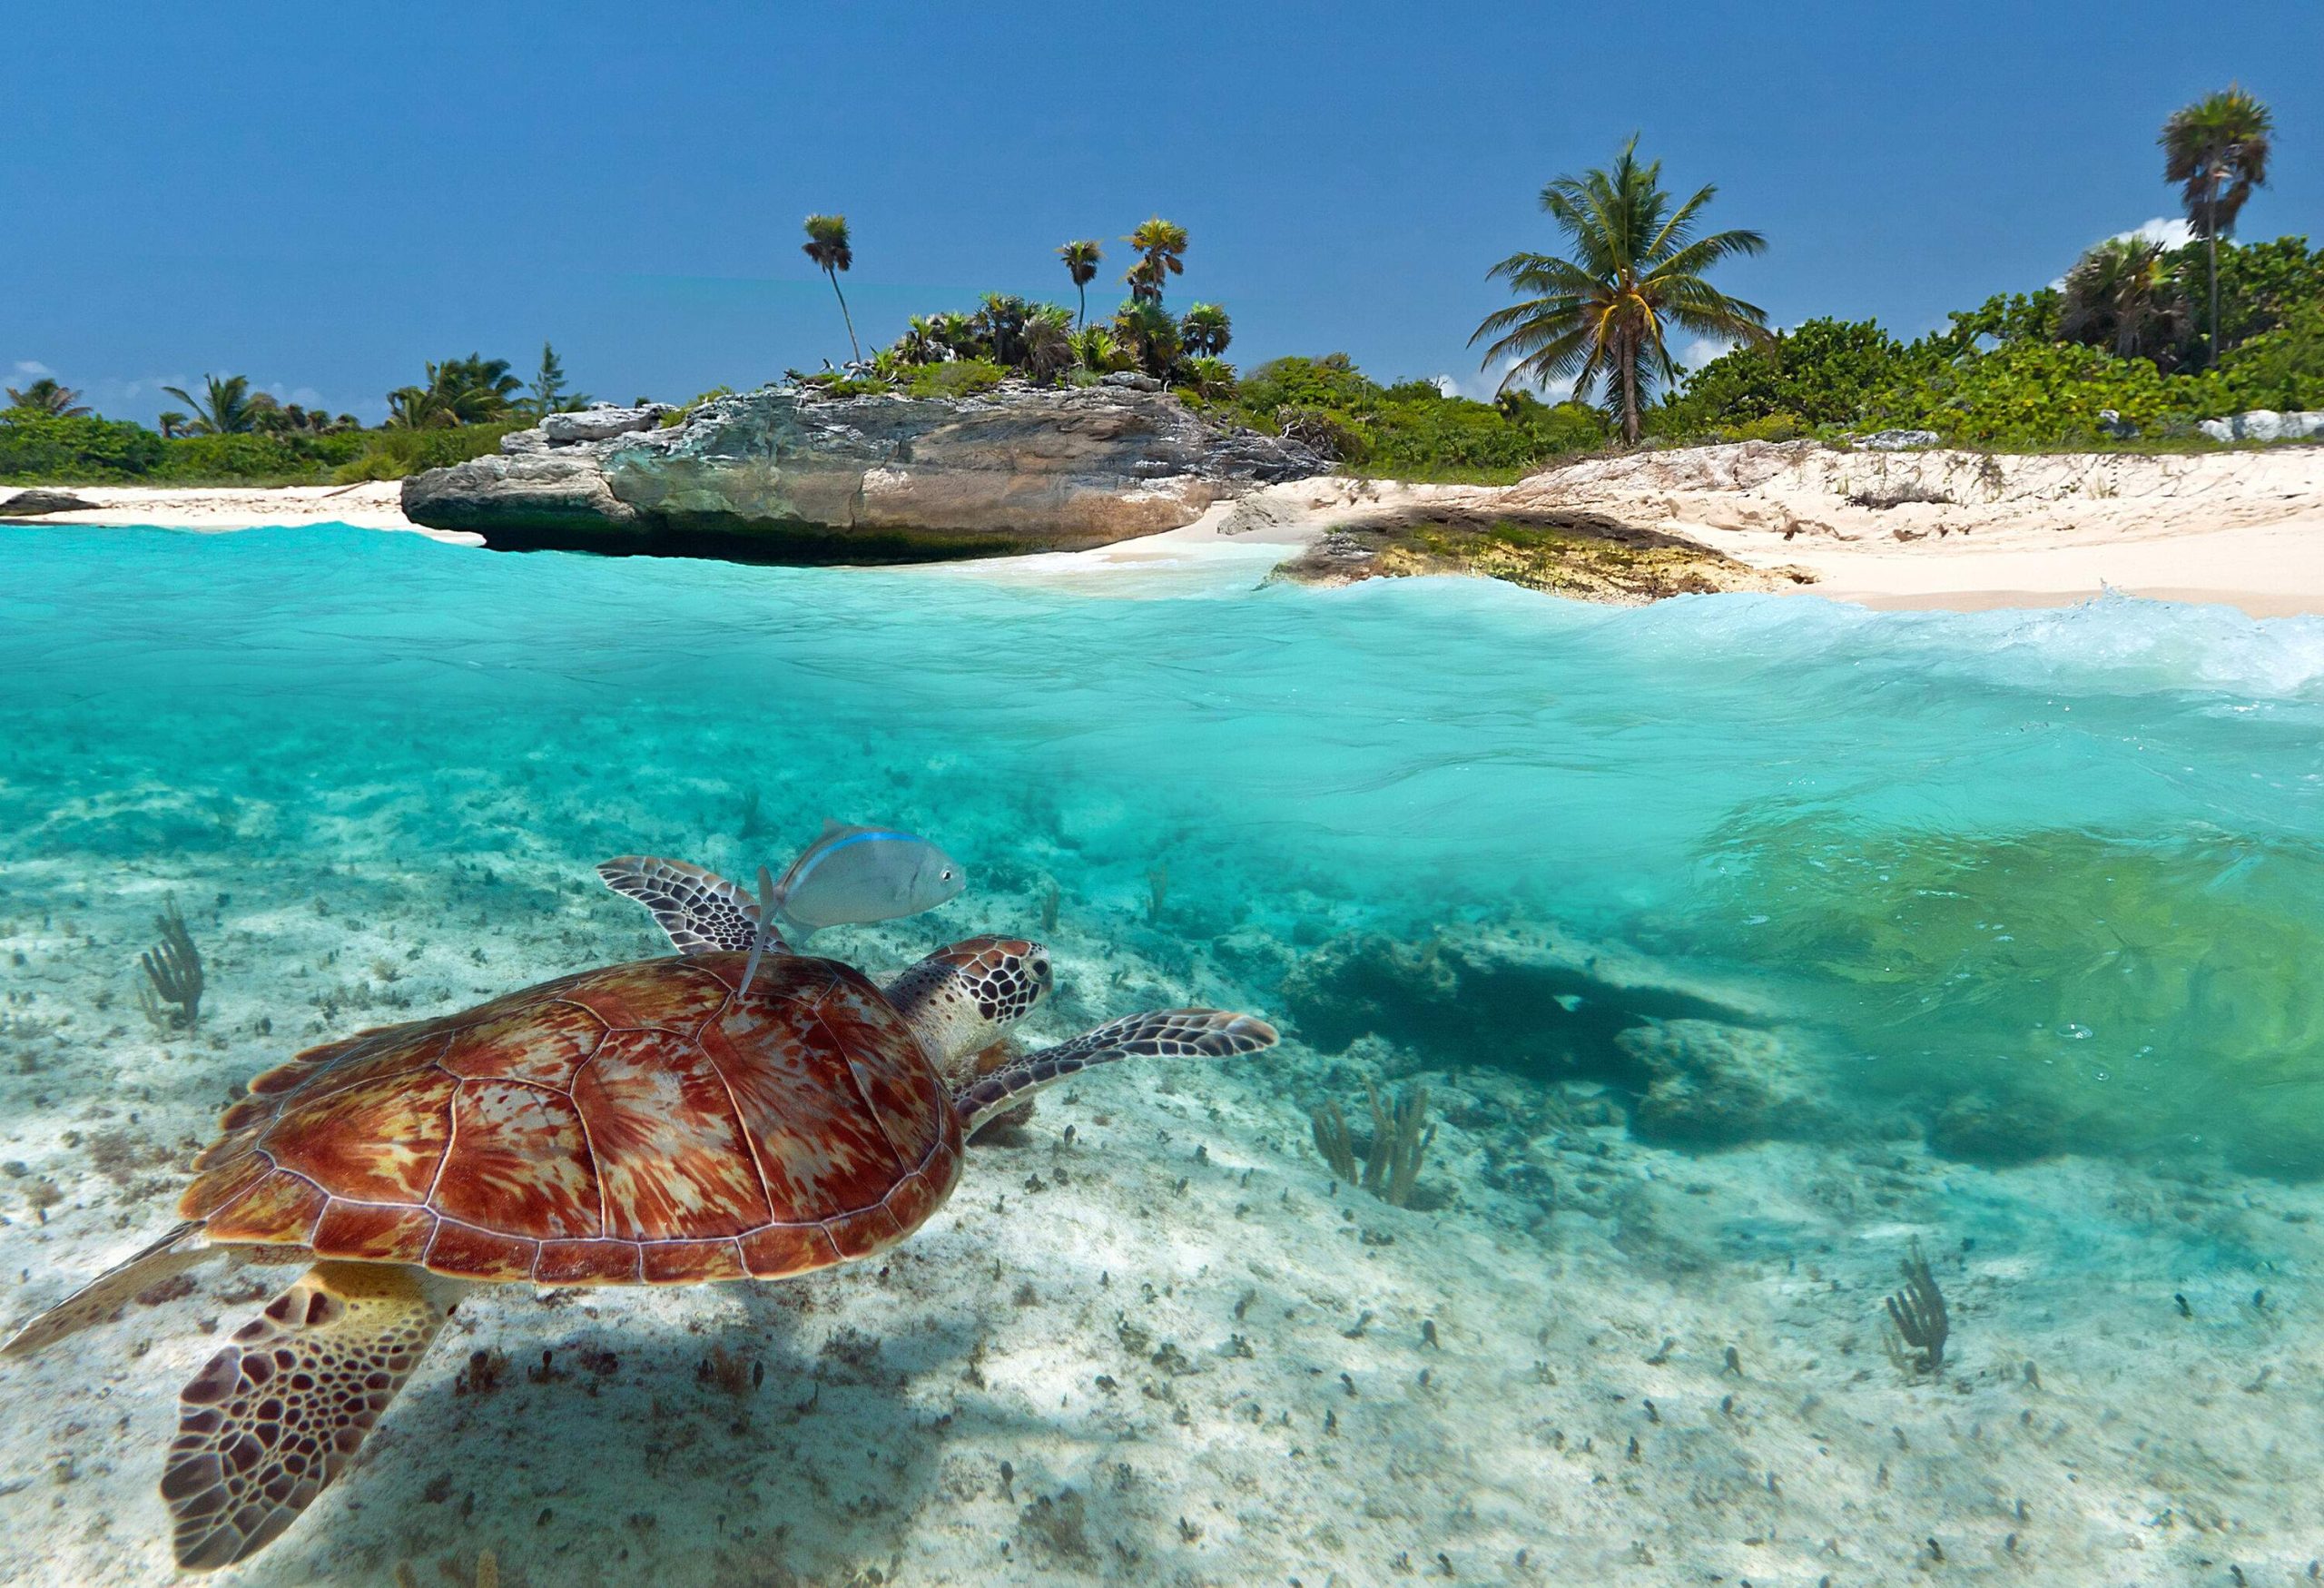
[3,861,2321,1587]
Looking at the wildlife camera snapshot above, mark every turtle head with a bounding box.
[883,935,1053,1077]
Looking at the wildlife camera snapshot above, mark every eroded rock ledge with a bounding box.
[401,380,1327,563]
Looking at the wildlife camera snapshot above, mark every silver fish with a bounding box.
[773,820,964,939]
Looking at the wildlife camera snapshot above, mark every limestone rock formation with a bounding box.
[402,381,1326,563]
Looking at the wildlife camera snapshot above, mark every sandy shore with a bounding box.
[0,481,460,538]
[14,445,2324,615]
[1202,442,2324,616]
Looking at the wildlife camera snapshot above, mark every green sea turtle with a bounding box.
[3,856,1276,1570]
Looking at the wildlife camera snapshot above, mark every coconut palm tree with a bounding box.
[1470,135,1769,445]
[2058,237,2188,366]
[802,213,861,363]
[1123,218,1188,305]
[156,410,189,439]
[162,374,259,435]
[2161,87,2274,366]
[1059,240,1103,326]
[4,377,92,417]
[1179,302,1232,359]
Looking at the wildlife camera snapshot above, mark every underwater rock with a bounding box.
[1281,925,1769,1087]
[403,382,1328,564]
[1614,1019,1835,1147]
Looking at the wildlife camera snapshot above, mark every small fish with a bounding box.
[771,821,964,940]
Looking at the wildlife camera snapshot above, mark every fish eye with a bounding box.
[940,868,955,881]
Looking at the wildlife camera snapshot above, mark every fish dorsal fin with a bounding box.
[739,864,779,997]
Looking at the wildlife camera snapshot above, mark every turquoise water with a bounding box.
[9,524,2324,1583]
[12,527,2324,1173]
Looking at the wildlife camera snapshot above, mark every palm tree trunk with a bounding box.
[2206,169,2221,369]
[827,268,862,364]
[1620,350,1641,447]
[1077,281,1087,329]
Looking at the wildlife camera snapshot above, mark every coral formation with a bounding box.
[1310,1079,1436,1207]
[1880,1239,1950,1379]
[135,894,202,1031]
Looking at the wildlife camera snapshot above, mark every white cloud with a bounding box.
[11,360,54,379]
[1679,335,1736,370]
[2113,216,2194,249]
[1434,356,1579,403]
[2050,218,2199,287]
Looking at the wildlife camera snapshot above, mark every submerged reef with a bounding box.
[1280,925,1828,1150]
[1272,510,1810,603]
[401,383,1326,564]
[1697,822,2324,1177]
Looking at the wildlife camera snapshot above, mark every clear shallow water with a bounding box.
[10,526,2324,1174]
[8,524,2324,1582]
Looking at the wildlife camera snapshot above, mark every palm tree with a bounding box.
[1020,305,1078,382]
[1059,240,1103,326]
[1123,218,1188,305]
[802,213,861,363]
[1470,135,1769,445]
[156,410,189,439]
[1179,302,1232,358]
[892,316,946,366]
[2161,87,2274,366]
[2058,238,2187,365]
[1071,325,1127,374]
[975,293,1034,367]
[385,386,452,429]
[1113,300,1183,377]
[4,377,92,417]
[162,374,259,435]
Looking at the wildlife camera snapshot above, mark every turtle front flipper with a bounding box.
[162,1261,464,1572]
[3,1219,212,1359]
[597,855,783,957]
[956,1009,1277,1135]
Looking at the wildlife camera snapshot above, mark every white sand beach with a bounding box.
[15,444,2324,615]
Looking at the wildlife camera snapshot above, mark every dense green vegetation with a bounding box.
[1,343,587,486]
[1649,233,2324,447]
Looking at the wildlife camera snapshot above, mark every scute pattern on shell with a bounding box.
[178,954,961,1284]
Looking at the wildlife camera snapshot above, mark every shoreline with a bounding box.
[12,442,2324,616]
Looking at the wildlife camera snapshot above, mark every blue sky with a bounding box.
[5,2,2319,424]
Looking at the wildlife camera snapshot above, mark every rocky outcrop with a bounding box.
[2198,409,2324,443]
[402,383,1327,563]
[0,488,99,518]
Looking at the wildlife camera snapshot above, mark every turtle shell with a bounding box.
[180,954,962,1286]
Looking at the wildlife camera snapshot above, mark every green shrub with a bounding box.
[0,413,165,480]
[1872,340,2232,445]
[905,359,1009,399]
[2215,298,2324,412]
[330,422,529,483]
[151,432,363,483]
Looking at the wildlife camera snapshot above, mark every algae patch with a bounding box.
[1274,511,1812,603]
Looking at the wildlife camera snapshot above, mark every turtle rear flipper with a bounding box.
[956,1009,1277,1135]
[3,1220,211,1359]
[597,855,783,957]
[162,1262,462,1572]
